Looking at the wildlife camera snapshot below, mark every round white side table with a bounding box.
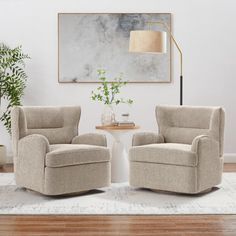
[96,125,140,183]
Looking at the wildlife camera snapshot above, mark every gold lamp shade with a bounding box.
[129,30,167,54]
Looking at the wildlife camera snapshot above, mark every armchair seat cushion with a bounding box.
[129,143,197,167]
[46,144,110,168]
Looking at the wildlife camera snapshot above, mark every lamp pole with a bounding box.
[147,22,183,105]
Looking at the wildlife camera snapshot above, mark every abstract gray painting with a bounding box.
[58,13,171,83]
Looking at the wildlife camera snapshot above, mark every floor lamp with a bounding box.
[129,22,183,105]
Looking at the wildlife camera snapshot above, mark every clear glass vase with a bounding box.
[101,104,116,126]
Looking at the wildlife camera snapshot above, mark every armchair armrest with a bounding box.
[132,132,164,146]
[191,135,222,192]
[72,133,107,147]
[191,135,219,155]
[16,134,50,193]
[18,134,50,156]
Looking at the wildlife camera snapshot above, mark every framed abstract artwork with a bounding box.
[58,13,171,83]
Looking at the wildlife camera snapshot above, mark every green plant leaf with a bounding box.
[0,43,30,135]
[91,69,134,106]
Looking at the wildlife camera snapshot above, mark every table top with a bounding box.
[96,125,140,131]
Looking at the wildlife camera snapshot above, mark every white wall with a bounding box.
[0,0,236,162]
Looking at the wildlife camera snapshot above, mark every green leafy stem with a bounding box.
[91,69,133,106]
[0,44,30,134]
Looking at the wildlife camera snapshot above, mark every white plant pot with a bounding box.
[0,145,6,165]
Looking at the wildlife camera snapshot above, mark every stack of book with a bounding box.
[112,121,135,127]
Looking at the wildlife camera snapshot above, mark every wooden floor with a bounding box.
[0,164,236,236]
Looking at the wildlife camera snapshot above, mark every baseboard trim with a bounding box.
[224,153,236,163]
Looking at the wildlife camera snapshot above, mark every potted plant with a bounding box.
[0,43,29,163]
[91,69,133,125]
[0,145,6,165]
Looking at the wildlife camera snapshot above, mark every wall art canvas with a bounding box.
[58,13,171,83]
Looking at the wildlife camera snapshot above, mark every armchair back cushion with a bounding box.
[11,106,81,156]
[156,106,225,156]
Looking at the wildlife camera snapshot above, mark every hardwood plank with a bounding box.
[0,215,236,235]
[0,163,13,173]
[224,163,236,172]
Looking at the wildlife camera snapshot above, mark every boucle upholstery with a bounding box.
[46,144,110,167]
[11,106,111,195]
[130,143,197,167]
[129,105,225,194]
[72,133,107,147]
[156,105,225,156]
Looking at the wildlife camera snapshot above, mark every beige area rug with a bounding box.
[0,173,236,215]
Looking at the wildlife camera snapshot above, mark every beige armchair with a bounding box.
[129,105,225,194]
[11,106,111,195]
